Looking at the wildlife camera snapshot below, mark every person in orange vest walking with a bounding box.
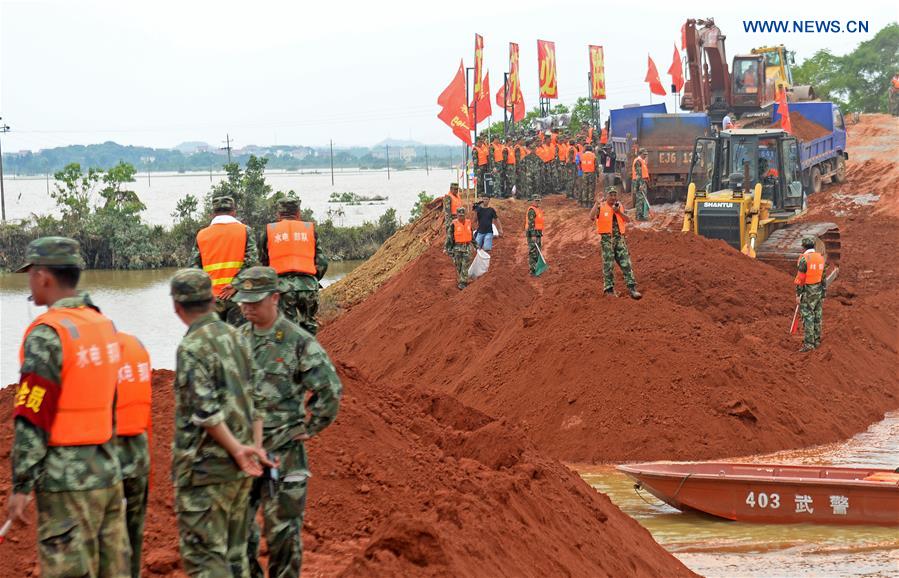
[6,237,130,576]
[448,207,477,289]
[632,148,651,221]
[116,331,153,578]
[795,237,827,351]
[578,145,598,208]
[442,182,464,253]
[589,188,642,299]
[191,195,258,326]
[525,196,545,276]
[259,194,328,334]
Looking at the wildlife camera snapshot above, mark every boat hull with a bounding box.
[617,462,899,526]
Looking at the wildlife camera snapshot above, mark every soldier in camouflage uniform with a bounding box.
[191,195,259,326]
[442,183,463,254]
[259,195,328,335]
[447,207,477,289]
[521,142,541,201]
[7,237,131,577]
[526,197,544,275]
[633,148,651,221]
[796,237,827,351]
[514,141,527,199]
[170,268,273,577]
[233,267,342,578]
[589,188,643,300]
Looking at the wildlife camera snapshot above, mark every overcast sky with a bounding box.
[1,0,893,151]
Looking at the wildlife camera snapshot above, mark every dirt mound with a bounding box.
[0,366,693,577]
[770,111,831,141]
[321,188,899,464]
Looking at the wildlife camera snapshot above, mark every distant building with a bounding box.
[400,147,417,161]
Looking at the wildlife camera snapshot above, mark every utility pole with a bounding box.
[0,119,10,222]
[221,134,233,164]
[329,140,335,185]
[385,144,390,180]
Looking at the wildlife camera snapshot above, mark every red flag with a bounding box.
[777,88,792,134]
[496,77,525,122]
[668,45,684,93]
[470,70,492,124]
[437,60,473,145]
[645,55,667,96]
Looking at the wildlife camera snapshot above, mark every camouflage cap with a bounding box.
[456,207,466,214]
[449,182,459,191]
[606,186,620,194]
[232,266,279,303]
[212,196,236,211]
[276,194,300,215]
[170,268,213,303]
[16,236,85,272]
[638,148,648,155]
[801,236,816,249]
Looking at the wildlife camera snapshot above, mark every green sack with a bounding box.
[534,246,548,276]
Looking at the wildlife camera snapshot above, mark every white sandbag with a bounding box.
[492,223,499,237]
[467,249,491,279]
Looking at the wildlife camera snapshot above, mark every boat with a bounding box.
[617,462,899,526]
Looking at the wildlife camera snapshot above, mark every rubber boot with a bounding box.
[628,287,643,300]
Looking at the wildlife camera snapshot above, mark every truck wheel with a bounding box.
[810,166,822,194]
[835,156,847,183]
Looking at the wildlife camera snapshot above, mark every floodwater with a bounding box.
[1,168,460,227]
[576,413,899,577]
[0,261,362,386]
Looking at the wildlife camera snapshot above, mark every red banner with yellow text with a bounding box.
[505,42,526,121]
[537,39,558,99]
[474,34,484,95]
[589,45,606,100]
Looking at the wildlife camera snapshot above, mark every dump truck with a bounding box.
[772,101,848,193]
[609,103,711,202]
[682,127,840,273]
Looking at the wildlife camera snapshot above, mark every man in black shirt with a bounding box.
[599,144,617,189]
[473,198,503,252]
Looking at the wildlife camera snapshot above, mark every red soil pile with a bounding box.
[0,365,693,577]
[321,161,899,464]
[770,110,832,141]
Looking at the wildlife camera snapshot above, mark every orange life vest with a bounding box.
[476,145,489,166]
[893,77,899,89]
[493,144,504,163]
[587,128,594,142]
[446,192,463,214]
[116,332,152,437]
[19,307,118,446]
[795,250,825,285]
[576,144,585,154]
[506,146,517,165]
[267,220,317,276]
[600,128,608,144]
[197,222,247,297]
[525,206,544,231]
[595,203,627,235]
[558,143,570,164]
[581,151,597,173]
[452,219,472,243]
[632,157,650,179]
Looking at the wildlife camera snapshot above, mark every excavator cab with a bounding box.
[684,129,840,271]
[731,56,774,112]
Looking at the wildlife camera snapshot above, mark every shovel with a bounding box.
[789,296,802,335]
[0,519,12,545]
[534,245,549,277]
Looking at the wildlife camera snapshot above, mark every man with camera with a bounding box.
[234,266,343,578]
[589,188,642,300]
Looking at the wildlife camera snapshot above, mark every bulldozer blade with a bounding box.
[756,222,841,274]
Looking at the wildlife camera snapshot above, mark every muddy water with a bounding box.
[576,413,899,577]
[0,261,362,385]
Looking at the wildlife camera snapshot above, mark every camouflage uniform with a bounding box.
[521,148,541,201]
[796,248,826,349]
[190,196,259,327]
[259,196,328,335]
[447,208,476,289]
[633,154,650,221]
[170,269,264,577]
[234,268,343,578]
[514,146,526,198]
[600,221,638,291]
[117,432,149,578]
[526,203,543,275]
[11,237,130,577]
[442,184,462,254]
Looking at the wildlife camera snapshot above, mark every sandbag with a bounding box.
[468,249,491,279]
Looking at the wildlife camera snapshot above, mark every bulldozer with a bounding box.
[682,128,840,273]
[750,45,816,101]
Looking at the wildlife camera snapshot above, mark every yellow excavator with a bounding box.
[750,45,816,101]
[682,128,840,274]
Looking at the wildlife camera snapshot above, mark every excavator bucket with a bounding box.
[755,222,841,273]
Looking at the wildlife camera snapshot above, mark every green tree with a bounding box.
[794,23,899,112]
[409,191,435,223]
[51,163,100,223]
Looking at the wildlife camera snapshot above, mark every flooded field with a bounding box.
[576,413,899,577]
[0,261,362,385]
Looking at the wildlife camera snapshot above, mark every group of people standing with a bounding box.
[8,192,343,577]
[470,128,653,223]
